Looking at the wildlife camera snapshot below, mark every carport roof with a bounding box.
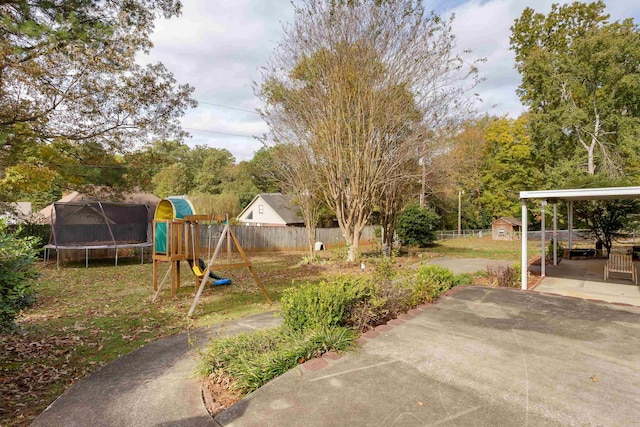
[520,186,640,201]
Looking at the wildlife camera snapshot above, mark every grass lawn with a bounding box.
[0,251,327,426]
[0,237,532,426]
[423,236,540,261]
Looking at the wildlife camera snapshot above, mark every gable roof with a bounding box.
[492,216,522,227]
[238,193,304,225]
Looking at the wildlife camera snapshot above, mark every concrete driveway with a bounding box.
[217,287,640,426]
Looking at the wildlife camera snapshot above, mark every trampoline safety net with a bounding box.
[50,202,149,246]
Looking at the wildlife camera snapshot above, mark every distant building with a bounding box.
[0,202,32,224]
[491,217,522,241]
[237,193,305,227]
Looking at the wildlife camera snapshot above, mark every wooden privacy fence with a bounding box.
[197,225,377,252]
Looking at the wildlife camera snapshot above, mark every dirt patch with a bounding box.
[202,378,243,418]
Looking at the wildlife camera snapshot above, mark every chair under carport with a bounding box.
[519,187,640,305]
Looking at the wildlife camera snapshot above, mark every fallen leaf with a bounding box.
[591,375,599,383]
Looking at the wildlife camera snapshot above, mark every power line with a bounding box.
[182,127,258,139]
[196,100,261,115]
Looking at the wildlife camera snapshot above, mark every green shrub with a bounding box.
[454,273,474,286]
[373,256,396,281]
[11,222,49,255]
[396,203,440,247]
[280,276,373,332]
[346,280,413,330]
[413,264,457,303]
[0,220,40,331]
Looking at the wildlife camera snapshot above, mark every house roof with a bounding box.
[492,216,522,227]
[238,193,304,225]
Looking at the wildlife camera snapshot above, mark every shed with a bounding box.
[237,193,304,227]
[492,217,522,241]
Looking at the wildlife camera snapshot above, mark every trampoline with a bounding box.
[44,201,152,268]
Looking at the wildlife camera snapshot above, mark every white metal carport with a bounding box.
[519,186,640,290]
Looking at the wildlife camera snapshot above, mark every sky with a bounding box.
[143,0,640,162]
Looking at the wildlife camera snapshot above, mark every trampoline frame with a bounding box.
[44,242,153,269]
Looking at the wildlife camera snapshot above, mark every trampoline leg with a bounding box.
[115,248,118,266]
[56,250,60,270]
[86,248,89,268]
[140,247,144,265]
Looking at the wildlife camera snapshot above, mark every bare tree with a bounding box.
[260,0,479,261]
[271,143,322,258]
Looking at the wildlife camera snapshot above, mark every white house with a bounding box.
[237,193,305,227]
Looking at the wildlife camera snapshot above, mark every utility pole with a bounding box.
[420,157,426,208]
[458,190,464,238]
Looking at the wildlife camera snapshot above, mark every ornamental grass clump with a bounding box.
[197,326,357,394]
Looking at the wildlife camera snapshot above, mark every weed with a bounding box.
[486,264,520,287]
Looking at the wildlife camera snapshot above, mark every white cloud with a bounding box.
[145,0,640,160]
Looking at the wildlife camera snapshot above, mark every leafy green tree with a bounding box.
[152,163,193,197]
[437,116,494,229]
[248,147,281,193]
[219,161,260,208]
[575,199,638,258]
[511,2,640,178]
[568,175,640,257]
[0,1,196,175]
[121,140,188,191]
[0,164,62,209]
[396,204,440,247]
[478,115,541,218]
[191,147,236,194]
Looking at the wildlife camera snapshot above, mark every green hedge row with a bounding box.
[197,264,470,395]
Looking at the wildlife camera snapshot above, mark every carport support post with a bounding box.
[553,202,558,266]
[521,198,528,290]
[541,200,546,277]
[568,200,574,250]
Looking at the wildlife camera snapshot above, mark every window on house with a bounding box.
[258,205,264,214]
[498,227,505,236]
[247,211,253,220]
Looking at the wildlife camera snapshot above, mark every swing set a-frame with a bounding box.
[151,197,272,317]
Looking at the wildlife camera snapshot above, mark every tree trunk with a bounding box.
[348,231,360,262]
[587,144,595,175]
[306,224,316,258]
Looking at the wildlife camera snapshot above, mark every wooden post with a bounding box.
[187,218,272,317]
[228,226,272,305]
[226,214,231,264]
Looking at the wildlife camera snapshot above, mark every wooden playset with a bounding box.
[151,197,271,316]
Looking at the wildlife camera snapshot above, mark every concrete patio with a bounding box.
[530,258,640,306]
